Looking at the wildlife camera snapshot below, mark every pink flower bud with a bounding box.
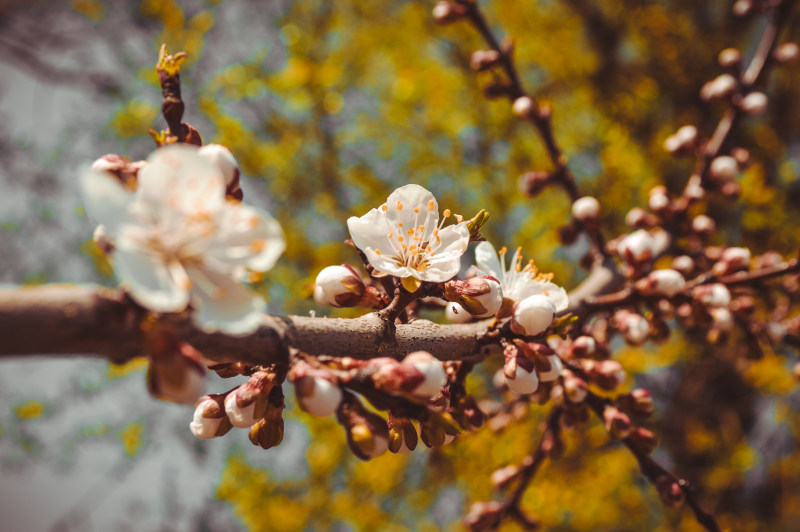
[93,224,115,256]
[625,207,651,228]
[773,42,800,63]
[671,255,694,275]
[603,405,632,439]
[432,1,466,24]
[572,335,597,357]
[663,125,698,154]
[190,394,232,439]
[490,465,520,491]
[740,92,768,117]
[710,307,734,332]
[445,301,473,323]
[618,229,655,263]
[444,276,504,318]
[648,186,670,211]
[709,155,738,181]
[590,360,626,390]
[505,363,539,395]
[520,171,551,197]
[700,74,737,101]
[657,477,685,507]
[693,283,731,307]
[510,295,556,336]
[732,0,753,16]
[617,389,654,417]
[463,501,504,532]
[691,214,716,235]
[630,427,658,453]
[563,374,587,403]
[647,269,686,297]
[313,265,366,307]
[197,143,239,187]
[470,49,502,71]
[718,48,742,68]
[512,96,536,118]
[402,351,447,398]
[571,196,601,221]
[615,310,650,344]
[684,175,705,200]
[713,246,751,275]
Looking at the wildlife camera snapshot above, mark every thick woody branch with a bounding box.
[0,285,494,365]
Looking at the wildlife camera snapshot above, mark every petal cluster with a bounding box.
[347,184,469,282]
[81,145,285,334]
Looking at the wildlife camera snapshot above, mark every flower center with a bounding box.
[373,200,453,272]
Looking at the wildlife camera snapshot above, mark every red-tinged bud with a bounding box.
[614,310,650,345]
[618,229,655,264]
[371,352,446,399]
[617,389,655,417]
[503,343,539,395]
[491,465,520,491]
[336,394,389,460]
[774,42,800,63]
[521,171,552,197]
[314,264,367,308]
[419,412,460,448]
[571,335,597,358]
[470,49,502,71]
[91,154,145,188]
[452,395,487,431]
[429,387,451,412]
[248,387,285,449]
[388,416,418,453]
[289,360,343,417]
[718,48,742,68]
[603,405,632,439]
[147,339,207,405]
[691,214,716,236]
[657,476,685,507]
[740,92,768,117]
[629,427,658,454]
[671,255,694,276]
[463,501,505,532]
[563,374,587,403]
[712,246,751,276]
[93,224,115,256]
[589,360,626,390]
[401,351,448,398]
[684,175,705,201]
[225,371,275,428]
[432,1,467,24]
[190,394,233,439]
[444,276,504,318]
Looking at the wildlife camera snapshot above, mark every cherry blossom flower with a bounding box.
[346,184,469,285]
[81,145,285,334]
[474,241,568,311]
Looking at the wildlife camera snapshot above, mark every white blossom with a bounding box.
[81,145,285,334]
[346,184,469,283]
[474,241,568,311]
[506,365,539,395]
[648,269,686,297]
[618,229,655,263]
[297,377,343,418]
[571,196,600,221]
[313,265,365,307]
[197,143,239,187]
[403,351,447,398]
[538,355,563,382]
[189,396,227,439]
[511,295,556,337]
[445,301,473,323]
[224,391,261,428]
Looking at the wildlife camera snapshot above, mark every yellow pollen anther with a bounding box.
[375,249,382,255]
[407,228,414,236]
[398,236,404,242]
[398,222,403,228]
[387,232,393,238]
[381,204,388,211]
[499,246,508,255]
[432,228,439,236]
[396,201,403,210]
[443,209,451,218]
[249,240,266,252]
[428,200,435,211]
[414,207,420,213]
[417,225,425,232]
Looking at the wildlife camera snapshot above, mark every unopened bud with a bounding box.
[700,74,737,101]
[510,294,556,336]
[337,394,389,461]
[93,224,115,256]
[512,96,536,118]
[520,170,551,197]
[718,48,742,68]
[693,283,731,308]
[671,255,694,276]
[463,501,504,532]
[773,42,800,63]
[663,125,698,154]
[444,276,504,318]
[314,265,366,308]
[713,246,751,275]
[629,427,658,453]
[249,393,285,450]
[401,351,448,398]
[710,307,734,332]
[295,374,342,417]
[147,341,207,405]
[691,214,716,235]
[190,394,233,439]
[740,92,768,117]
[504,348,539,395]
[617,389,654,417]
[432,1,466,24]
[625,207,653,229]
[684,175,705,201]
[709,155,738,181]
[648,186,670,212]
[452,395,486,431]
[615,310,650,344]
[563,374,587,403]
[571,196,601,222]
[470,49,502,71]
[644,269,686,298]
[445,301,472,323]
[388,416,418,453]
[420,412,460,448]
[618,229,655,263]
[490,465,520,491]
[603,405,632,439]
[572,335,597,357]
[657,477,685,507]
[537,354,563,383]
[590,360,626,390]
[224,371,274,428]
[732,0,753,17]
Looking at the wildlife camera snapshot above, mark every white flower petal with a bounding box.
[424,223,469,281]
[208,204,285,272]
[187,264,265,335]
[474,241,502,279]
[346,209,391,253]
[362,249,417,278]
[385,184,438,230]
[80,168,133,235]
[136,145,226,216]
[114,240,190,312]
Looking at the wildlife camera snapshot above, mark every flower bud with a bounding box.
[629,427,658,453]
[93,224,115,256]
[512,96,536,118]
[684,175,705,201]
[709,155,738,181]
[693,283,731,308]
[657,476,685,507]
[617,389,655,417]
[615,310,650,344]
[713,246,751,276]
[401,351,448,398]
[388,416,418,453]
[740,92,768,117]
[249,390,285,450]
[463,501,504,532]
[644,269,686,297]
[90,154,144,187]
[671,255,694,276]
[663,125,698,154]
[563,374,587,403]
[700,74,737,101]
[224,371,274,428]
[732,0,753,17]
[625,207,654,229]
[490,465,520,491]
[503,344,539,395]
[313,264,366,308]
[510,295,556,337]
[691,214,716,235]
[190,394,233,439]
[537,354,563,383]
[520,170,551,197]
[432,1,466,24]
[470,49,502,71]
[444,276,504,318]
[618,229,655,263]
[571,335,597,357]
[571,196,601,222]
[452,395,487,431]
[197,143,239,187]
[589,360,626,390]
[773,42,800,63]
[420,412,460,448]
[710,307,734,332]
[718,48,742,68]
[337,394,389,460]
[147,341,207,405]
[289,361,343,417]
[445,301,473,323]
[648,186,670,212]
[603,405,632,439]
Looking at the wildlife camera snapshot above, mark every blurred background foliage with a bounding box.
[1,0,800,530]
